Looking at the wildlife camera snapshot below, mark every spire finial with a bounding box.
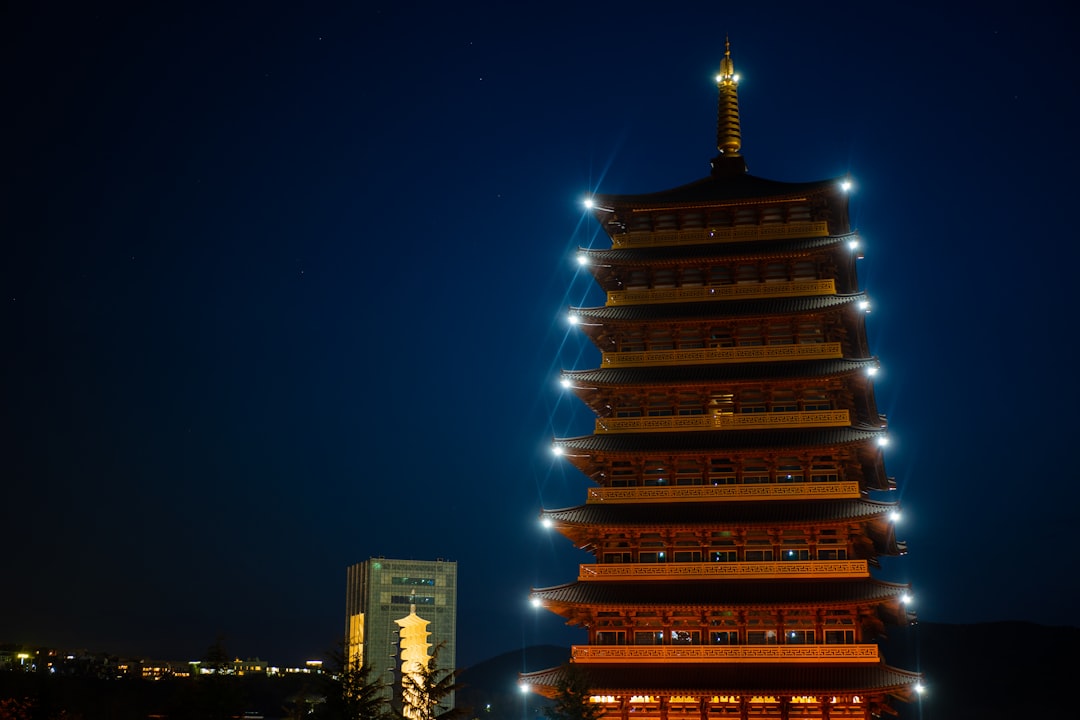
[715,37,742,158]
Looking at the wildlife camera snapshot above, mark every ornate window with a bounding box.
[776,457,804,482]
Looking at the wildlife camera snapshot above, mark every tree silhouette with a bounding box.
[312,644,395,720]
[399,644,468,720]
[545,663,602,720]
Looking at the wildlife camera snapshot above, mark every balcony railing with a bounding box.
[595,410,850,434]
[600,342,843,368]
[606,279,836,307]
[578,560,870,581]
[571,644,880,663]
[586,482,861,503]
[610,221,830,249]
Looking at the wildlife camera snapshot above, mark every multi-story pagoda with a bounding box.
[521,43,921,719]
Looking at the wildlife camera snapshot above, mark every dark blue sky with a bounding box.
[4,2,1077,669]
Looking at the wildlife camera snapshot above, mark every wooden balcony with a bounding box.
[586,482,861,503]
[600,342,843,368]
[572,644,880,663]
[606,279,835,307]
[595,410,849,434]
[578,560,870,581]
[610,221,830,249]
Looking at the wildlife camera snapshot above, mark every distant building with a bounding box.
[345,557,457,708]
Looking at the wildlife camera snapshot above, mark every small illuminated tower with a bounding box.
[345,558,457,709]
[522,44,921,718]
[397,606,433,720]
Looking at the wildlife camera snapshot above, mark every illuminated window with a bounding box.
[634,631,664,645]
[810,462,839,483]
[776,458,803,482]
[738,390,767,413]
[742,459,769,484]
[674,460,703,484]
[670,630,700,645]
[711,630,738,645]
[595,631,626,645]
[802,388,831,410]
[643,461,667,485]
[709,458,736,485]
[771,392,798,413]
[610,461,636,487]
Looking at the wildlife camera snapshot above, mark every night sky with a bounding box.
[4,2,1078,670]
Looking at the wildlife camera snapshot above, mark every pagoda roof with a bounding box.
[570,293,865,322]
[541,498,897,528]
[588,173,844,209]
[554,426,885,454]
[520,661,920,699]
[530,577,911,609]
[579,233,856,265]
[562,358,877,386]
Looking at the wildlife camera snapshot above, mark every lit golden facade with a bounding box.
[522,45,920,719]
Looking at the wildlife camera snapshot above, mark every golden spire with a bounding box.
[715,37,742,157]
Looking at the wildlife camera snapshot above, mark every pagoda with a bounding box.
[521,42,921,719]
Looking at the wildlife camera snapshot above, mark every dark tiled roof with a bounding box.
[531,578,910,608]
[520,662,920,697]
[572,294,863,321]
[562,358,876,385]
[541,498,896,527]
[579,234,855,264]
[590,174,842,207]
[555,427,885,453]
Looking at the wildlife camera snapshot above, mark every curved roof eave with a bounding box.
[520,662,921,700]
[589,173,845,208]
